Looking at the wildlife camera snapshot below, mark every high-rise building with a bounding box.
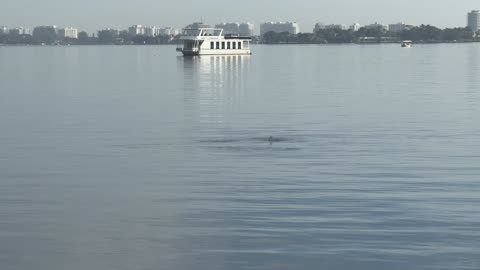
[22,27,31,35]
[32,26,58,44]
[467,10,480,32]
[8,27,30,36]
[215,22,254,36]
[239,23,254,36]
[260,22,300,35]
[350,23,362,32]
[0,26,8,34]
[3,27,30,36]
[185,22,211,29]
[156,27,180,36]
[128,25,145,36]
[388,22,414,33]
[144,26,157,37]
[215,22,239,35]
[314,23,348,32]
[58,27,78,39]
[365,22,389,31]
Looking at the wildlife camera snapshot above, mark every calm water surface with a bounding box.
[1,44,480,270]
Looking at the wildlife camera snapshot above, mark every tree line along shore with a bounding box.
[263,25,480,44]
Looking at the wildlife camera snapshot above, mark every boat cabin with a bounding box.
[177,28,252,56]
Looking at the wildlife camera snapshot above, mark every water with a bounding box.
[1,44,480,270]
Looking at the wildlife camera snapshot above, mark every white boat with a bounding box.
[401,40,412,48]
[176,27,252,56]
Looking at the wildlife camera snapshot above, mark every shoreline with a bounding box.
[259,40,480,45]
[1,41,479,47]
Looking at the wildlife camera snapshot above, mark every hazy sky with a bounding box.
[1,0,478,33]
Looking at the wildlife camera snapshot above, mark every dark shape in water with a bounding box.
[264,136,290,143]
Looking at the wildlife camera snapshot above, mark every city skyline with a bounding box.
[0,0,479,34]
[1,16,479,38]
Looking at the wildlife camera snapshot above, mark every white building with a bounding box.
[144,26,157,37]
[468,10,480,32]
[0,26,8,34]
[260,22,300,35]
[9,27,30,35]
[350,23,362,31]
[128,25,145,36]
[156,27,180,36]
[2,26,30,35]
[58,27,78,39]
[21,27,31,35]
[388,22,414,33]
[215,22,254,36]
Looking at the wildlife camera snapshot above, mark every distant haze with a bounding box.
[1,0,478,33]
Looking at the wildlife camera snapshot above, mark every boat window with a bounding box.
[232,42,236,49]
[243,41,249,49]
[216,42,220,49]
[210,42,214,49]
[201,29,221,36]
[222,42,225,49]
[183,29,201,36]
[227,42,231,49]
[238,41,242,49]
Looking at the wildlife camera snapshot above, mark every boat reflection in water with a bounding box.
[180,55,251,126]
[181,55,250,90]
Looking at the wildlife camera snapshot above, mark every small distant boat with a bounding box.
[401,40,412,48]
